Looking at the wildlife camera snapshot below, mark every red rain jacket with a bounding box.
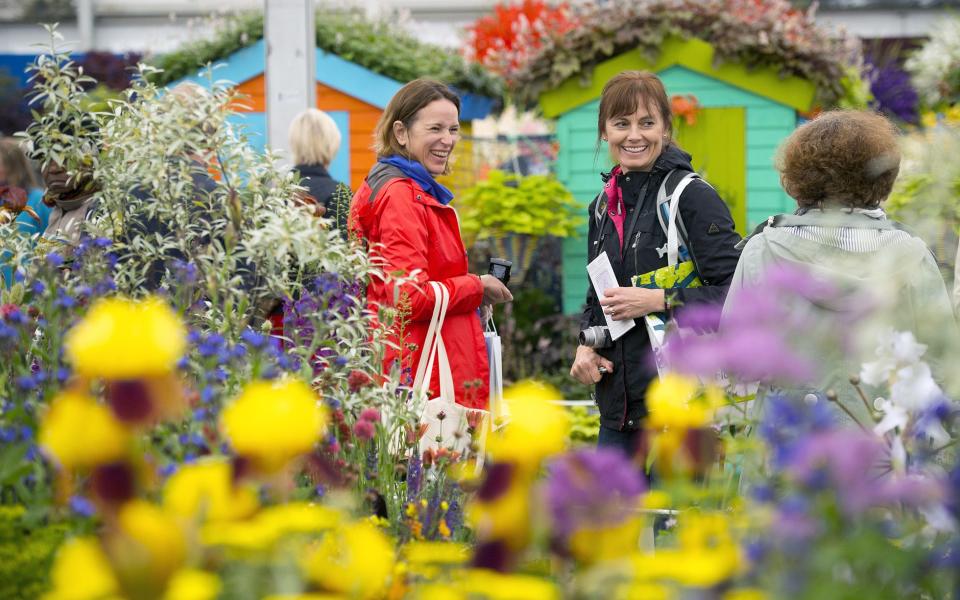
[350,164,489,409]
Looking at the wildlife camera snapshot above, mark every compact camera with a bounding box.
[578,325,612,349]
[488,258,512,285]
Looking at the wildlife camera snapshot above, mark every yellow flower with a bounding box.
[303,521,396,599]
[39,391,129,470]
[163,569,221,600]
[921,111,938,129]
[109,500,187,589]
[65,296,186,379]
[486,380,569,469]
[404,541,470,566]
[617,582,674,600]
[642,490,672,510]
[221,378,328,472]
[631,512,741,588]
[202,502,341,550]
[466,470,532,551]
[646,374,719,429]
[568,516,645,565]
[459,569,560,600]
[163,458,259,523]
[42,537,120,600]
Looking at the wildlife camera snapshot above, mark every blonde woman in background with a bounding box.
[289,108,350,232]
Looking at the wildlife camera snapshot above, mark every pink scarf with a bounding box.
[603,165,627,251]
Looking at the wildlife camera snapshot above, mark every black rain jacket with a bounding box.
[580,144,742,431]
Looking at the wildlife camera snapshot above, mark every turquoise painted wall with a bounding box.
[558,65,797,314]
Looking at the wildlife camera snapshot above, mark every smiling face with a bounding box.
[603,101,668,173]
[393,99,460,176]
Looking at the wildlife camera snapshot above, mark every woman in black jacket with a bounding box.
[289,108,350,233]
[569,71,742,454]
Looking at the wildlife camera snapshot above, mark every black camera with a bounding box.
[578,325,612,349]
[488,258,512,285]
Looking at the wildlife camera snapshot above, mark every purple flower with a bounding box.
[543,448,646,540]
[787,429,945,514]
[759,394,834,467]
[665,263,871,384]
[406,453,423,502]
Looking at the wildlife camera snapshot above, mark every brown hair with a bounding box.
[0,137,39,189]
[776,110,901,209]
[597,71,673,150]
[373,78,460,164]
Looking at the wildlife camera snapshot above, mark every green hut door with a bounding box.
[672,107,746,234]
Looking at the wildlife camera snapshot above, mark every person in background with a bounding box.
[723,110,956,426]
[36,116,101,255]
[289,108,350,234]
[350,78,512,410]
[569,71,741,455]
[1,137,51,287]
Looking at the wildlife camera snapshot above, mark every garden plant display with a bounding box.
[1,27,959,600]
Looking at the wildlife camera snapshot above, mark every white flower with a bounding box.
[890,362,943,412]
[873,398,908,436]
[859,329,928,388]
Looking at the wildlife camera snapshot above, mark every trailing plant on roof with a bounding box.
[150,10,504,102]
[481,0,864,109]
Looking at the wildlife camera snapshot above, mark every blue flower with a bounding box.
[56,368,71,383]
[31,280,46,295]
[231,344,248,360]
[334,356,349,368]
[193,408,209,421]
[240,329,267,349]
[159,463,177,478]
[0,427,16,443]
[54,292,77,309]
[46,252,64,267]
[94,237,112,248]
[0,323,16,340]
[200,386,215,404]
[187,329,202,344]
[15,375,36,391]
[68,495,97,517]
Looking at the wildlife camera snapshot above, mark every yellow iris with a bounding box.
[646,374,721,430]
[220,378,328,472]
[486,380,569,469]
[302,521,396,599]
[39,391,129,470]
[162,458,259,523]
[42,537,120,600]
[110,500,187,590]
[65,296,187,379]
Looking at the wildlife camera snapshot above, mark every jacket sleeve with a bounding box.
[580,197,602,332]
[671,180,743,327]
[375,183,483,321]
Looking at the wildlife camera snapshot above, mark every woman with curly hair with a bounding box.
[723,110,956,424]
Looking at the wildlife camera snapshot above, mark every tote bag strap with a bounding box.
[412,281,451,397]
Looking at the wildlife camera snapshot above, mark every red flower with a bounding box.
[359,407,381,423]
[353,419,376,441]
[347,369,373,392]
[0,303,19,320]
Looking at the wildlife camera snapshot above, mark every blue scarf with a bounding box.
[379,155,454,206]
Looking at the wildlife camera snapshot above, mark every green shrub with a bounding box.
[0,506,75,600]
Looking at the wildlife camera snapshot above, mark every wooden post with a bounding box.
[264,0,316,160]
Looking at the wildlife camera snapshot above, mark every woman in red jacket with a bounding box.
[350,79,512,410]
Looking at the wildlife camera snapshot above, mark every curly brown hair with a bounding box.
[775,110,901,210]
